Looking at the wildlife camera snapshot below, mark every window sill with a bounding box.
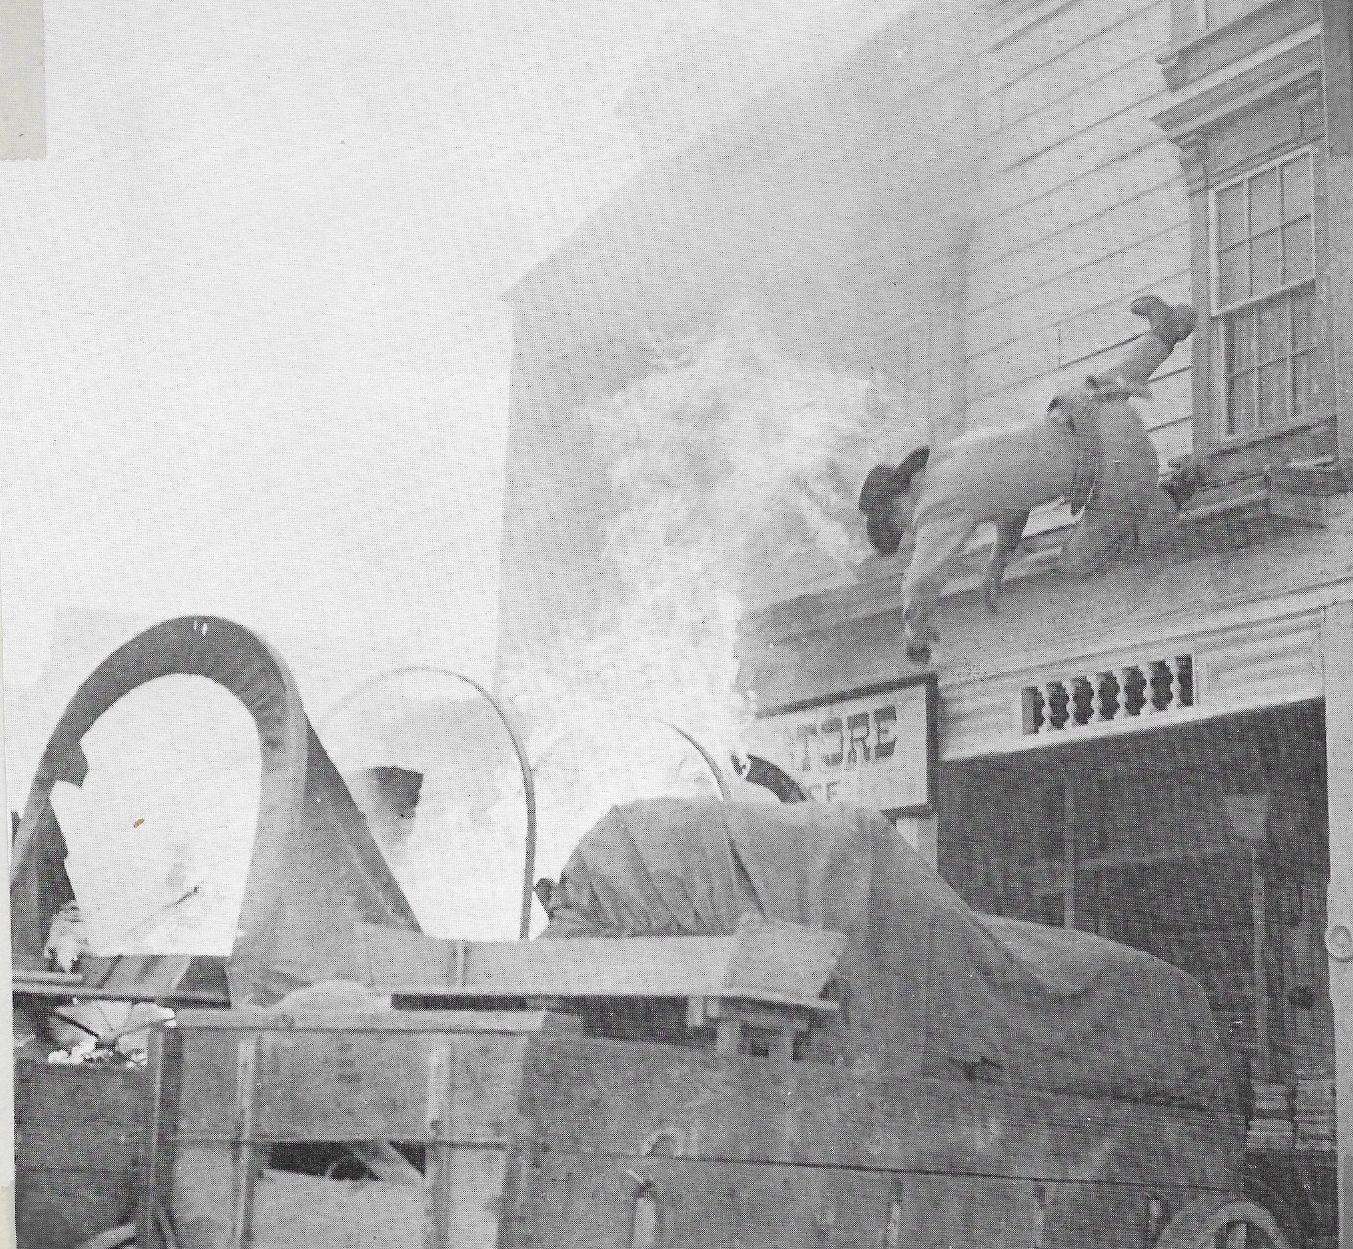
[1209,410,1333,452]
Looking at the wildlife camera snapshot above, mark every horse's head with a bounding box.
[858,446,930,555]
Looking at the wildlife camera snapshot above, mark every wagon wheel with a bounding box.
[1155,1196,1293,1249]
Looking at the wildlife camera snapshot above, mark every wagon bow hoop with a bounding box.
[642,717,732,801]
[318,666,538,939]
[1153,1195,1293,1249]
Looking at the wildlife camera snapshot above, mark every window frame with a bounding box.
[1195,0,1269,30]
[1206,146,1321,442]
[1196,0,1255,28]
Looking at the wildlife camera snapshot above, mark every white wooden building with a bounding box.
[499,1,1353,1243]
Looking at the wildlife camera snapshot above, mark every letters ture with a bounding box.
[751,681,934,813]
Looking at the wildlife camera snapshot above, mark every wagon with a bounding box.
[6,618,1299,1248]
[134,798,1294,1249]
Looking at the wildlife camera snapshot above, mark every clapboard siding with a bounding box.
[988,0,1068,36]
[961,347,1194,463]
[962,357,1192,436]
[985,0,1165,91]
[960,0,1193,454]
[971,145,1183,264]
[971,180,1185,299]
[968,222,1190,345]
[1056,278,1194,366]
[966,302,1191,403]
[966,250,1191,395]
[1000,94,1170,199]
[995,1,1167,126]
[996,55,1169,169]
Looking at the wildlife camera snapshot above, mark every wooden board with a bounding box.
[1320,601,1353,1246]
[14,1059,150,1249]
[169,1007,559,1033]
[505,1152,1171,1249]
[972,146,1181,266]
[513,1034,1241,1190]
[163,1016,543,1144]
[505,1155,898,1249]
[149,1011,551,1249]
[351,916,845,1009]
[985,0,1163,94]
[168,1157,426,1249]
[148,1010,1241,1249]
[996,0,1164,126]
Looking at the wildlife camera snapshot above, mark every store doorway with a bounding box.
[936,701,1337,1249]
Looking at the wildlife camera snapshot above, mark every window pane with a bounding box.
[1282,155,1312,221]
[1218,243,1250,306]
[1283,218,1313,283]
[1292,352,1313,418]
[1250,169,1280,234]
[1258,361,1287,426]
[1216,184,1246,247]
[1257,298,1287,364]
[1226,308,1256,372]
[1228,372,1256,435]
[1292,289,1314,350]
[1251,230,1283,297]
[1214,156,1320,439]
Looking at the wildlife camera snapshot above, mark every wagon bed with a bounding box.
[141,1006,1245,1249]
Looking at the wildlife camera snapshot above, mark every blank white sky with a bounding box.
[0,0,907,801]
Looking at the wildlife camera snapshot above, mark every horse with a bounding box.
[859,296,1198,664]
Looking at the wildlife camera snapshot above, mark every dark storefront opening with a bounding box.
[936,700,1337,1248]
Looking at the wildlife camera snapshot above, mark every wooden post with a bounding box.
[1320,600,1353,1249]
[229,1037,262,1249]
[423,1042,453,1249]
[138,1025,180,1249]
[1321,0,1353,461]
[1063,786,1078,931]
[714,1019,743,1056]
[1252,847,1271,1084]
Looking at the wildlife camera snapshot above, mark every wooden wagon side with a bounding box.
[14,1060,150,1249]
[142,1004,1245,1249]
[138,1009,561,1249]
[502,1033,1242,1249]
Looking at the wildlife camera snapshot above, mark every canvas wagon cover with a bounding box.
[543,798,1231,1114]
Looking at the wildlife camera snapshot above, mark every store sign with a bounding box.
[746,676,937,814]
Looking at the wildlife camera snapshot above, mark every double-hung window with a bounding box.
[1211,150,1316,438]
[1156,3,1329,463]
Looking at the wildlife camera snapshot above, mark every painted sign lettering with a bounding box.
[747,677,936,814]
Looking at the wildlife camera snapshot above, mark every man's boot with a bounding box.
[1092,295,1197,397]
